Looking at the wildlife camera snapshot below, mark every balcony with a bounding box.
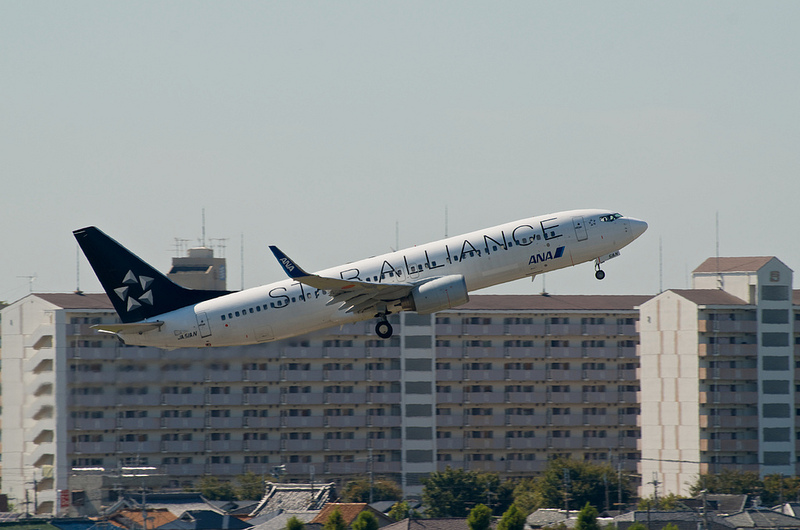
[505,437,548,450]
[505,460,546,473]
[160,440,205,453]
[700,439,759,452]
[699,391,759,405]
[699,415,759,429]
[698,320,757,333]
[698,344,758,357]
[699,368,758,381]
[505,391,548,404]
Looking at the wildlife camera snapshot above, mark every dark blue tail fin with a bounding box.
[74,226,232,323]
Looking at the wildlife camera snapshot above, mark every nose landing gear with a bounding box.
[594,260,605,280]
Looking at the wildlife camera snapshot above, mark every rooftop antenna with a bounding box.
[18,274,36,294]
[75,246,83,294]
[241,232,245,291]
[445,206,448,238]
[201,208,207,247]
[659,237,663,293]
[716,211,723,290]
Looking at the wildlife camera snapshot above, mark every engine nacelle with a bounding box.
[401,275,469,314]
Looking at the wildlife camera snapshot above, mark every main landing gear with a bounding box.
[594,260,606,280]
[375,318,393,339]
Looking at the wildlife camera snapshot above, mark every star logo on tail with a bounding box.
[114,271,155,312]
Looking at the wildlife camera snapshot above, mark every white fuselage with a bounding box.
[121,209,645,348]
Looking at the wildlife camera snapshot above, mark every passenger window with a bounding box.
[256,306,260,312]
[228,313,233,319]
[221,315,226,321]
[249,308,254,314]
[263,305,268,311]
[235,311,240,317]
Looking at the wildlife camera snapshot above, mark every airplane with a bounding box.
[74,209,647,348]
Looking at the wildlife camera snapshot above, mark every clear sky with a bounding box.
[2,2,799,303]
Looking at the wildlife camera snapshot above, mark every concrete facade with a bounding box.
[639,257,796,497]
[1,292,645,516]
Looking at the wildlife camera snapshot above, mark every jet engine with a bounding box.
[401,275,469,314]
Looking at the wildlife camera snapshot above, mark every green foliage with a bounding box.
[389,501,410,521]
[575,503,600,530]
[467,504,493,530]
[235,471,265,500]
[636,493,685,511]
[341,478,403,502]
[324,508,347,530]
[352,511,380,530]
[512,479,542,516]
[497,504,526,530]
[531,459,633,511]
[691,471,800,506]
[628,523,647,530]
[198,476,237,500]
[422,466,513,517]
[689,470,763,498]
[286,516,305,530]
[662,524,679,530]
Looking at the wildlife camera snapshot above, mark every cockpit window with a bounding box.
[600,213,623,222]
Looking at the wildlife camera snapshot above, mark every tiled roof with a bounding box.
[156,510,252,530]
[527,509,569,527]
[248,511,319,530]
[123,494,224,517]
[723,509,800,528]
[454,294,652,312]
[250,483,336,517]
[705,495,750,515]
[381,519,472,530]
[693,257,776,274]
[111,508,178,530]
[31,293,115,310]
[667,289,748,306]
[312,504,370,525]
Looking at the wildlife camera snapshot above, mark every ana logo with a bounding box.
[529,246,565,265]
[114,270,155,312]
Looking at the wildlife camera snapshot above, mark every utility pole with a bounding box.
[648,472,661,508]
[563,468,571,517]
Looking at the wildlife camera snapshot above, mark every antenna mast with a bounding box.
[201,208,206,247]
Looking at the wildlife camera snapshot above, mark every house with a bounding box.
[310,504,394,529]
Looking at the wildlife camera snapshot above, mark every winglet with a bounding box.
[269,246,312,280]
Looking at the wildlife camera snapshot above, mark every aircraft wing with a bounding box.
[269,246,413,315]
[91,321,165,335]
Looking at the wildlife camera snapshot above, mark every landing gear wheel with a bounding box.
[376,320,393,339]
[595,269,606,280]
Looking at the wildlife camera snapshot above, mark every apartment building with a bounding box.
[639,257,797,497]
[1,289,646,516]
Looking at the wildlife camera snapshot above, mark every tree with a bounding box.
[286,516,305,530]
[423,466,511,517]
[324,509,347,530]
[636,493,685,511]
[512,479,542,515]
[533,459,632,511]
[389,501,411,521]
[575,503,600,530]
[236,471,265,500]
[762,474,800,506]
[467,504,493,530]
[628,523,646,530]
[352,511,379,530]
[341,478,403,502]
[689,470,764,498]
[197,476,236,500]
[497,504,526,530]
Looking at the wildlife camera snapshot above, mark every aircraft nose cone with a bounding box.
[628,218,648,240]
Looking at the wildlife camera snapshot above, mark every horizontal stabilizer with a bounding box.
[92,321,164,335]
